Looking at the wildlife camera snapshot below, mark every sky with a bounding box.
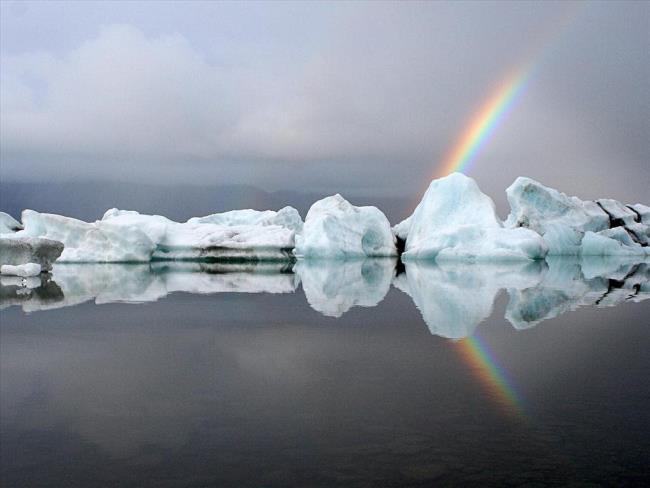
[1,0,648,209]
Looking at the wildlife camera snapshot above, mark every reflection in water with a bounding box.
[394,261,544,338]
[2,259,649,487]
[295,258,395,317]
[505,258,650,329]
[1,258,648,335]
[453,334,526,419]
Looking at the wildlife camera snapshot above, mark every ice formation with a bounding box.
[188,206,303,233]
[102,209,297,261]
[294,194,397,258]
[0,236,64,271]
[11,207,302,263]
[505,177,649,256]
[397,173,547,262]
[0,263,42,277]
[1,173,648,263]
[0,212,23,234]
[295,258,395,317]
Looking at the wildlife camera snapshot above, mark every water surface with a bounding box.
[1,259,649,487]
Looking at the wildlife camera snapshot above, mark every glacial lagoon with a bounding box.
[1,258,649,487]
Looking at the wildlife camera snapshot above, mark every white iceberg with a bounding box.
[0,212,23,234]
[187,206,303,233]
[398,173,547,262]
[505,177,649,256]
[581,229,647,256]
[0,263,42,277]
[295,258,395,317]
[13,207,301,263]
[0,236,64,271]
[294,194,397,258]
[101,209,297,261]
[14,210,157,262]
[629,204,650,224]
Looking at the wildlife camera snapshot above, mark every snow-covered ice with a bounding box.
[0,212,23,234]
[294,194,397,258]
[12,207,301,263]
[102,209,297,262]
[397,173,547,262]
[0,236,64,271]
[2,174,648,263]
[505,177,649,256]
[188,206,303,233]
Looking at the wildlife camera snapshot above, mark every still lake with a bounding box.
[1,258,649,487]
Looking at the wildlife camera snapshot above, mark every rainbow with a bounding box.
[432,4,585,421]
[455,333,525,418]
[435,67,531,178]
[433,2,583,179]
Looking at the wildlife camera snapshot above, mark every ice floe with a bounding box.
[0,236,64,271]
[294,194,397,258]
[0,212,23,234]
[1,173,648,263]
[397,173,547,262]
[505,177,649,256]
[10,208,301,263]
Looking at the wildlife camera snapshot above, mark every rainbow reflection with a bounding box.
[455,333,525,419]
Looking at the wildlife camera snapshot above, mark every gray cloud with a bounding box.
[0,1,648,205]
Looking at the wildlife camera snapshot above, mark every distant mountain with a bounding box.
[0,181,412,224]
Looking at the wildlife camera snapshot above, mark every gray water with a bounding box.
[1,258,649,487]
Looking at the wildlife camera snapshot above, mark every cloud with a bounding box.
[0,2,648,204]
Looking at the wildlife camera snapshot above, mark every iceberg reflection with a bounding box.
[1,258,648,335]
[394,261,545,339]
[506,258,650,329]
[295,258,395,317]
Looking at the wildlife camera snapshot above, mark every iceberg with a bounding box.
[629,204,650,224]
[13,207,301,263]
[0,236,64,271]
[101,209,297,261]
[0,212,23,234]
[295,258,395,317]
[187,206,303,233]
[505,177,649,256]
[294,194,397,258]
[3,175,647,263]
[397,173,547,262]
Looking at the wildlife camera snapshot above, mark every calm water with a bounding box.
[1,259,649,487]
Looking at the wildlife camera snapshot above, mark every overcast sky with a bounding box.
[1,0,648,205]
